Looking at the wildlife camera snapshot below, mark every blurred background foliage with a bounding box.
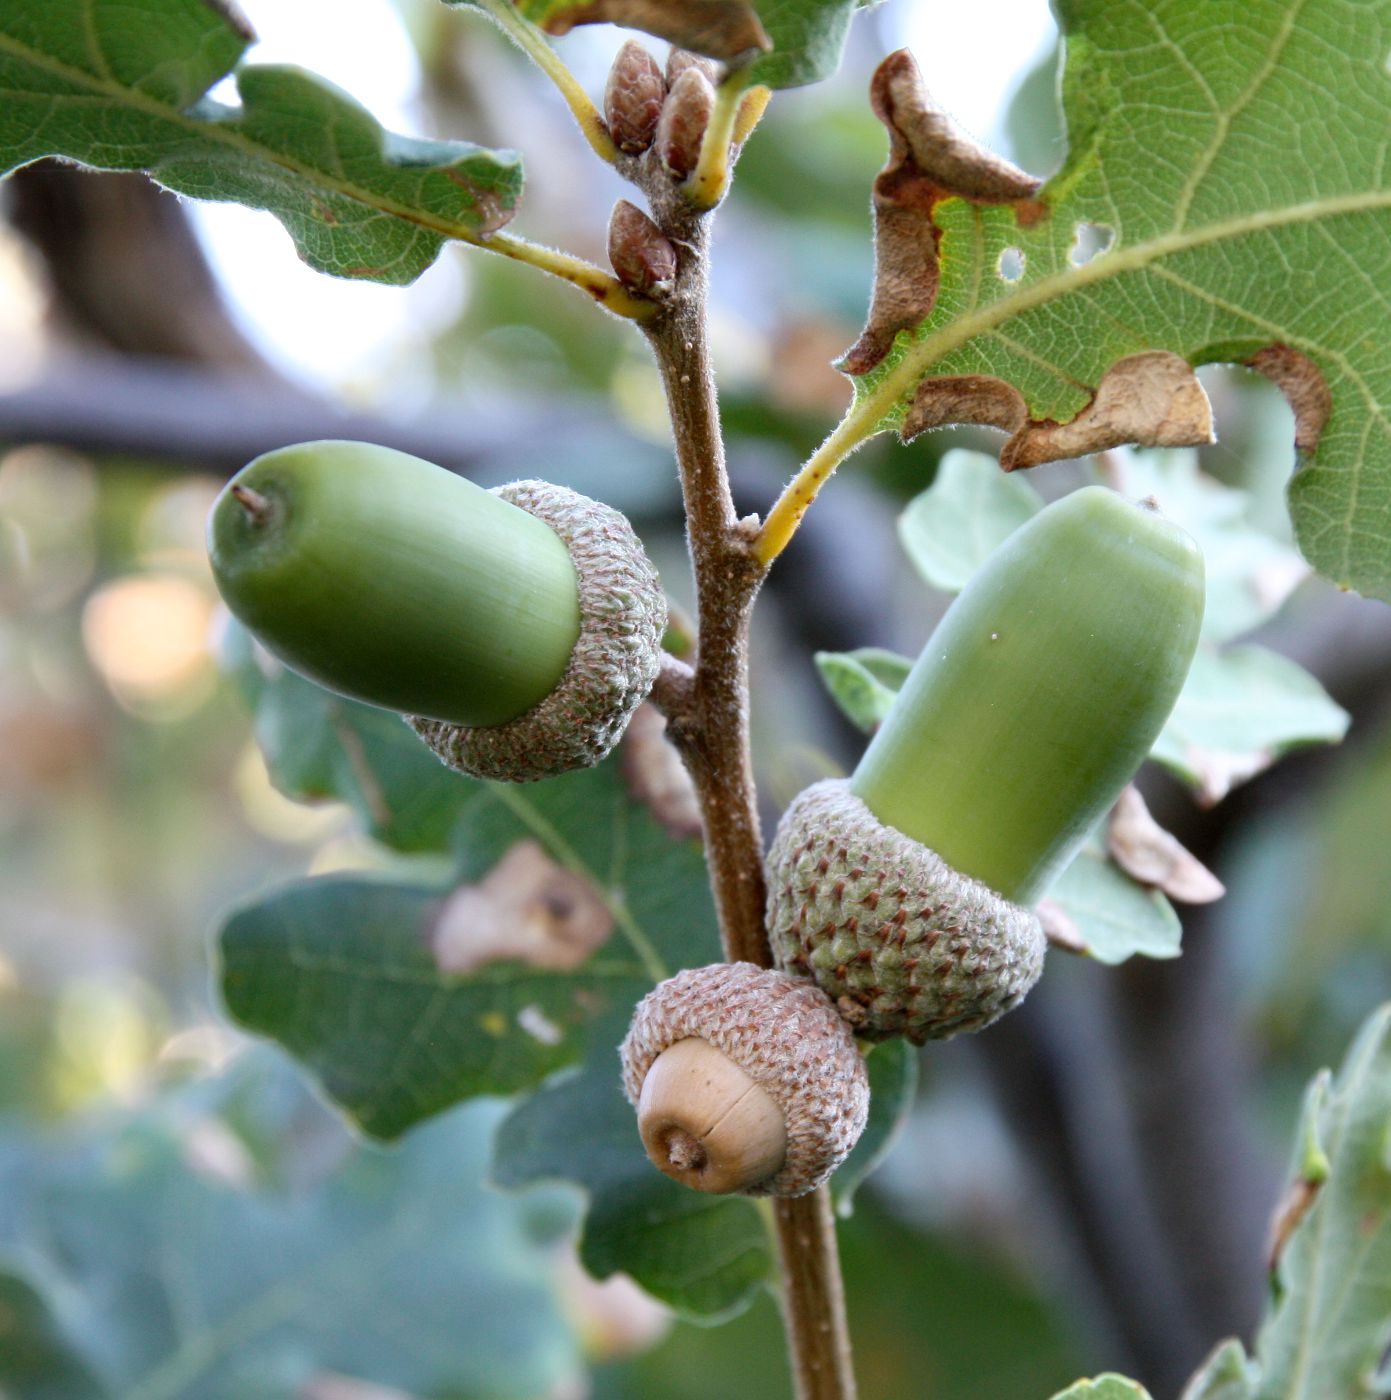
[2,1,1390,1397]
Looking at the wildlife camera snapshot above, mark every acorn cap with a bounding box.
[409,480,666,782]
[621,962,870,1197]
[766,779,1046,1044]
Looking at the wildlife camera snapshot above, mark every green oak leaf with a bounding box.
[0,1083,579,1400]
[221,621,474,855]
[833,1038,917,1215]
[1152,644,1349,806]
[1252,1004,1391,1399]
[898,449,1044,593]
[1050,1379,1154,1400]
[813,647,909,734]
[1108,451,1310,645]
[1044,845,1182,965]
[847,1,1391,600]
[0,0,522,284]
[218,753,782,1320]
[1179,1339,1256,1400]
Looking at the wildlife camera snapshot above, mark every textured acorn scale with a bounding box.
[621,962,870,1197]
[766,779,1046,1045]
[408,480,665,782]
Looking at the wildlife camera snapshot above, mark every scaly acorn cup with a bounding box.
[620,963,870,1197]
[207,441,666,782]
[767,486,1205,1044]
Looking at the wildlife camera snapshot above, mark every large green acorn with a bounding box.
[766,486,1205,1043]
[208,440,666,781]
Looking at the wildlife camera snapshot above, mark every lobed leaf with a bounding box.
[846,3,1391,600]
[1043,845,1182,965]
[1152,644,1350,806]
[0,0,522,284]
[1049,1379,1154,1400]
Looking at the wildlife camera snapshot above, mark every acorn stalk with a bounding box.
[852,486,1204,904]
[208,440,581,727]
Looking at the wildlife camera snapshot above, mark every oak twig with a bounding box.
[638,171,859,1400]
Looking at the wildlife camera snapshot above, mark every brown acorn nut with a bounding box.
[409,480,666,782]
[621,962,870,1197]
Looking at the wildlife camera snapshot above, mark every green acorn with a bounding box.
[208,440,666,781]
[766,486,1205,1043]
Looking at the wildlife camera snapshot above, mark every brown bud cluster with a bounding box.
[604,40,666,155]
[607,200,677,297]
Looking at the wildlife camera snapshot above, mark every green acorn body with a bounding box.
[208,440,665,780]
[767,486,1205,1042]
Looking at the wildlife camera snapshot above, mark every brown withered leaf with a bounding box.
[1106,785,1225,904]
[1036,898,1088,954]
[1246,345,1333,454]
[902,374,1027,441]
[540,0,768,62]
[621,703,702,841]
[431,839,613,974]
[841,50,1041,377]
[1266,1174,1325,1276]
[1000,352,1214,470]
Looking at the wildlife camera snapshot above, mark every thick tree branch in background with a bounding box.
[5,163,267,370]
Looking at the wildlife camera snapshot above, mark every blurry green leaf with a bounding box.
[847,1,1391,600]
[1253,1004,1391,1398]
[223,623,469,854]
[1046,846,1182,964]
[834,1039,917,1215]
[1050,1379,1153,1400]
[0,1089,578,1400]
[0,1265,105,1400]
[1179,1340,1256,1400]
[899,450,1043,593]
[1109,452,1309,644]
[814,648,909,734]
[1152,645,1350,806]
[747,0,863,88]
[0,0,521,284]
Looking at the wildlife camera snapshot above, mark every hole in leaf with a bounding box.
[998,247,1025,282]
[1069,223,1114,267]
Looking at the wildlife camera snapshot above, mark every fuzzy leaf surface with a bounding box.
[1152,643,1350,805]
[1045,845,1182,964]
[0,0,521,284]
[898,449,1043,592]
[0,1086,578,1400]
[1049,1379,1154,1400]
[849,2,1391,599]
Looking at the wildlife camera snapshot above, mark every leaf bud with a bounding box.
[604,40,665,155]
[607,200,677,296]
[656,67,715,179]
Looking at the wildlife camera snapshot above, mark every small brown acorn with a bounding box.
[621,962,870,1197]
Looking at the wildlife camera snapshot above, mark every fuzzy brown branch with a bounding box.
[638,191,857,1400]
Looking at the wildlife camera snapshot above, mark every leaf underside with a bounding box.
[850,1,1391,601]
[0,0,522,284]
